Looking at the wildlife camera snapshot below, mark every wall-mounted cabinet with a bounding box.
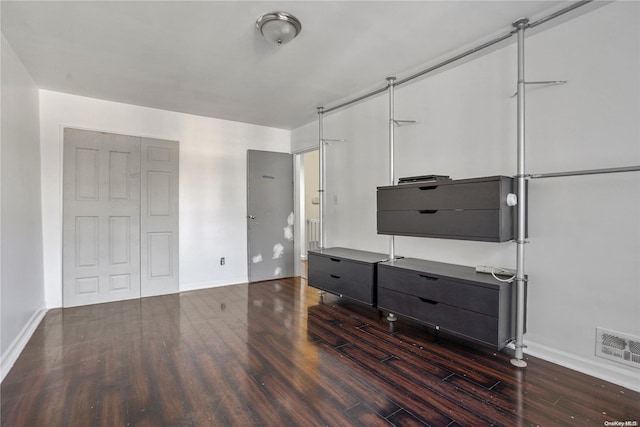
[377,176,520,242]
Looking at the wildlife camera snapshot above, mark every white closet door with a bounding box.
[63,129,141,307]
[140,137,179,297]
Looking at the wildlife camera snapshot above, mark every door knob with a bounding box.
[248,215,256,220]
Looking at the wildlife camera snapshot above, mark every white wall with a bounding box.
[1,35,46,377]
[292,2,640,390]
[40,91,290,308]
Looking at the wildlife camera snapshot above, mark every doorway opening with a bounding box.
[296,149,319,279]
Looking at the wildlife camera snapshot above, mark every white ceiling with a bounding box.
[2,1,580,130]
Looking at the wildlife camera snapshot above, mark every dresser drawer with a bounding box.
[308,267,374,304]
[377,265,499,316]
[378,209,512,242]
[307,249,386,306]
[377,180,505,211]
[308,252,374,279]
[378,287,500,347]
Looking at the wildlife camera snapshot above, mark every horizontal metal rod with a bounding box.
[511,80,567,97]
[525,80,568,85]
[528,0,593,29]
[395,32,514,87]
[393,119,418,126]
[323,87,388,114]
[323,32,513,114]
[320,1,591,116]
[528,165,640,179]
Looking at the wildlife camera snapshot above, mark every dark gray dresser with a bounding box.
[377,258,522,349]
[307,247,388,306]
[377,176,517,242]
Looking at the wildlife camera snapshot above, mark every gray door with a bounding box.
[247,150,294,282]
[63,129,141,307]
[140,137,179,297]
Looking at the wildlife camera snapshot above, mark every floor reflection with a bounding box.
[2,279,638,426]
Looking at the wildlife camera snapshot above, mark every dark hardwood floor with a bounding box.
[2,278,638,426]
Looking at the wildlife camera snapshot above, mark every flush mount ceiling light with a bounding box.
[256,12,302,46]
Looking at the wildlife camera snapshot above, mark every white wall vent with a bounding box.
[596,327,640,368]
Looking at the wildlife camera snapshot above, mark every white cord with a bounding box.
[491,266,516,283]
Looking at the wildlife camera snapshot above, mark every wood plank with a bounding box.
[2,278,639,427]
[338,344,491,426]
[345,402,394,426]
[384,357,518,426]
[317,342,454,426]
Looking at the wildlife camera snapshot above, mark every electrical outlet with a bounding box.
[220,257,225,266]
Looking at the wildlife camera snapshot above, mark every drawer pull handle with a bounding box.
[418,185,438,191]
[330,258,341,262]
[419,297,439,305]
[419,274,438,281]
[418,210,438,214]
[330,274,341,279]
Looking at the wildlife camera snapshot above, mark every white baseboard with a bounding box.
[525,339,640,392]
[180,276,248,293]
[1,306,47,382]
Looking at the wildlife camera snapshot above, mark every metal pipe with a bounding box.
[324,87,388,114]
[385,77,399,322]
[511,18,529,368]
[528,0,593,29]
[317,107,326,249]
[395,32,515,87]
[387,77,397,261]
[323,32,512,116]
[319,1,591,117]
[529,165,640,179]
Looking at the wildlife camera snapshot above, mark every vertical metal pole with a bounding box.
[511,18,529,368]
[386,77,398,322]
[387,77,397,261]
[317,107,326,249]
